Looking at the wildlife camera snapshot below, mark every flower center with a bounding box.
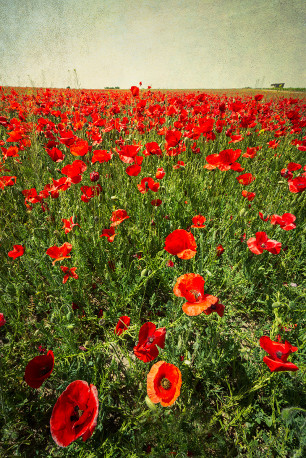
[260,243,266,249]
[70,405,84,422]
[148,337,154,343]
[275,351,282,359]
[40,366,50,376]
[189,289,201,300]
[161,378,172,390]
[210,304,217,310]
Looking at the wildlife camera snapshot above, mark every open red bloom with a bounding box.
[46,147,65,162]
[99,227,116,242]
[110,209,130,227]
[60,266,79,284]
[236,173,256,186]
[145,142,163,156]
[242,190,256,201]
[130,86,139,97]
[288,175,306,193]
[155,167,165,179]
[137,177,160,193]
[114,316,131,336]
[147,361,182,407]
[91,149,112,164]
[134,322,166,363]
[8,244,25,259]
[247,232,281,255]
[24,350,54,388]
[69,138,89,157]
[164,229,197,260]
[205,149,241,171]
[260,336,299,372]
[50,380,99,447]
[62,217,80,234]
[173,273,219,316]
[46,242,72,265]
[0,175,17,189]
[191,215,206,228]
[126,164,142,176]
[270,213,296,231]
[0,313,6,327]
[165,129,181,149]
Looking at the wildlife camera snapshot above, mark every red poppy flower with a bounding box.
[114,316,131,336]
[126,164,142,176]
[60,266,79,284]
[130,86,139,97]
[151,199,162,206]
[90,171,100,182]
[147,361,182,407]
[205,149,241,171]
[46,147,65,162]
[118,144,142,164]
[61,160,87,183]
[156,167,165,180]
[166,260,174,267]
[288,175,306,193]
[0,175,17,189]
[267,140,280,149]
[191,215,206,228]
[137,177,160,193]
[229,134,244,144]
[286,162,301,172]
[259,336,299,372]
[254,94,264,101]
[165,129,181,149]
[59,130,75,147]
[24,350,54,388]
[203,299,225,317]
[134,322,166,363]
[173,273,219,316]
[242,146,261,159]
[270,213,296,231]
[50,380,99,447]
[91,149,112,164]
[62,217,80,234]
[8,244,25,259]
[242,190,256,201]
[164,229,197,260]
[173,161,185,169]
[236,173,256,186]
[247,232,281,255]
[145,142,163,156]
[0,313,6,327]
[69,138,89,157]
[216,244,224,256]
[46,242,72,265]
[110,209,130,227]
[99,227,116,242]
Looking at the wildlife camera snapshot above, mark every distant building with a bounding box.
[271,83,285,88]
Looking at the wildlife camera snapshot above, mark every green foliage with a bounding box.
[0,87,305,457]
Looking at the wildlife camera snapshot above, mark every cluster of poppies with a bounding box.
[1,85,303,449]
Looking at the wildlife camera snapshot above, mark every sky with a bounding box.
[0,0,305,89]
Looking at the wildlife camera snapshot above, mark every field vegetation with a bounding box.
[0,85,305,457]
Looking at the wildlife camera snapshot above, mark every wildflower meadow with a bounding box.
[0,85,305,457]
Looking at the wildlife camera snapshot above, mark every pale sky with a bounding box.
[0,0,305,89]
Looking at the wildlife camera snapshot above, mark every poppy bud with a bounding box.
[90,171,99,182]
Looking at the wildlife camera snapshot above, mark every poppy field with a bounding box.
[0,85,305,457]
